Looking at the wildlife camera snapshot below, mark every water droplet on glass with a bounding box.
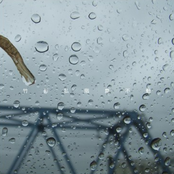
[88,99,93,105]
[169,14,174,21]
[138,147,144,154]
[46,137,56,147]
[9,138,15,144]
[70,11,80,20]
[170,130,174,136]
[57,113,63,120]
[22,120,28,127]
[113,102,120,109]
[116,126,122,133]
[97,25,103,31]
[90,160,97,170]
[71,42,81,52]
[122,34,129,41]
[69,55,79,65]
[2,127,8,136]
[151,138,162,151]
[39,64,47,72]
[15,34,21,42]
[58,74,66,81]
[31,14,41,23]
[13,100,20,108]
[57,102,65,110]
[123,116,131,124]
[142,93,150,100]
[170,51,174,59]
[35,41,49,53]
[139,104,146,112]
[88,12,96,20]
[164,88,170,94]
[98,152,104,159]
[164,157,170,166]
[70,107,76,113]
[52,53,59,61]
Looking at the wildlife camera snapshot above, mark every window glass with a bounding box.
[0,0,174,173]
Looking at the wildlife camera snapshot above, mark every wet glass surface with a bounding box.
[0,0,174,174]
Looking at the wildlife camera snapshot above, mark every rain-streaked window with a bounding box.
[0,0,174,174]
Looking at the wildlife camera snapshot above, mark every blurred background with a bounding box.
[0,0,174,173]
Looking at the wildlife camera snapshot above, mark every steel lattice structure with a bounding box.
[0,105,171,174]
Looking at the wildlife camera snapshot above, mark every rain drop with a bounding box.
[123,116,131,124]
[46,137,56,147]
[22,120,28,127]
[52,53,59,61]
[170,51,174,59]
[138,147,144,154]
[57,102,65,110]
[35,41,49,53]
[164,157,171,166]
[39,64,47,72]
[139,104,146,112]
[142,93,150,100]
[151,138,162,151]
[9,138,16,144]
[113,102,120,109]
[13,100,20,108]
[90,160,97,170]
[71,42,81,52]
[98,152,104,159]
[88,12,97,20]
[69,55,79,65]
[169,14,174,21]
[31,14,41,23]
[2,127,8,136]
[15,34,21,42]
[58,74,66,81]
[57,113,63,120]
[70,11,80,20]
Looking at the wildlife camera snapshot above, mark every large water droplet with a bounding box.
[46,137,56,147]
[123,116,131,124]
[57,102,65,110]
[2,127,8,136]
[71,42,81,52]
[88,12,97,20]
[31,14,41,23]
[39,64,47,72]
[70,11,80,20]
[58,74,66,81]
[90,160,97,170]
[35,41,49,53]
[69,55,79,65]
[113,102,120,109]
[142,93,150,100]
[9,138,16,144]
[139,104,146,112]
[22,120,28,127]
[151,138,161,151]
[15,34,21,42]
[13,100,20,108]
